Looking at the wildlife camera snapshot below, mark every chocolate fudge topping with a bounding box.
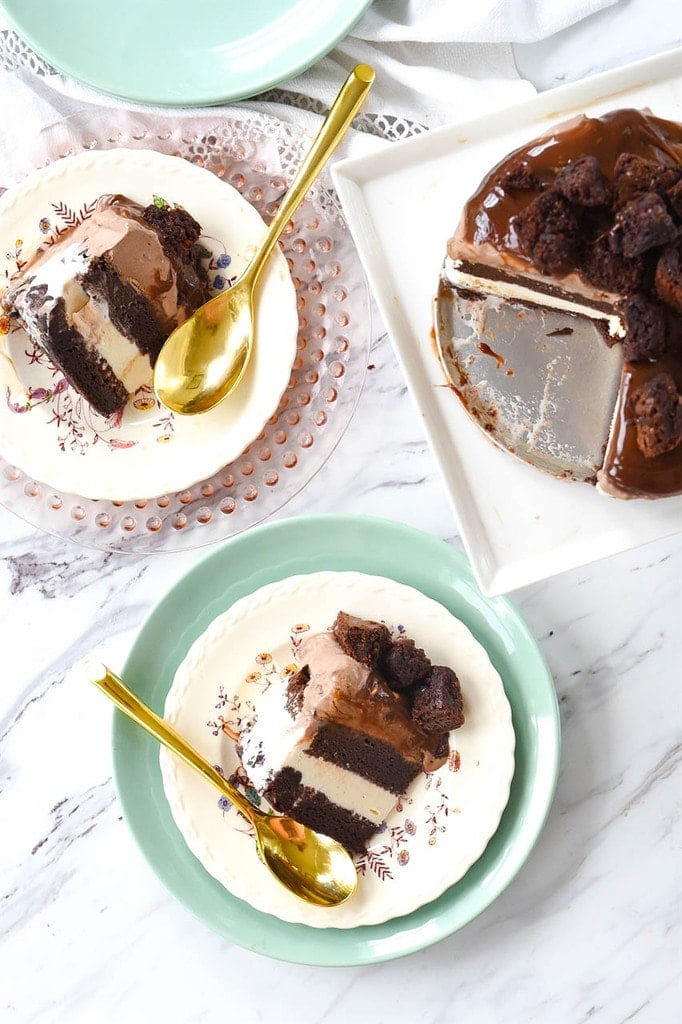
[459,109,682,263]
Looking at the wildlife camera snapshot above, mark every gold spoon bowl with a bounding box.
[89,663,357,908]
[153,63,375,416]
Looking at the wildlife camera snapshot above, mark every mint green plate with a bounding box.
[0,0,372,106]
[114,515,560,965]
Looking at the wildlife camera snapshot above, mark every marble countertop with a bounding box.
[1,3,681,1023]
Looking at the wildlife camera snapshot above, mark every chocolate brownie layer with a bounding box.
[264,766,378,854]
[80,257,171,361]
[38,297,127,417]
[305,722,422,795]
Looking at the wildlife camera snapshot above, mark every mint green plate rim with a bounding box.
[0,0,373,107]
[114,514,560,966]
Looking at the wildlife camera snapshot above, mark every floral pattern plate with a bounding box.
[159,570,515,928]
[0,147,298,501]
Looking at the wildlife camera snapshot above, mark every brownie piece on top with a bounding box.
[332,610,391,667]
[411,666,465,733]
[629,373,682,458]
[382,636,432,689]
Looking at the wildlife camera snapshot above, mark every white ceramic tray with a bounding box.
[332,49,682,596]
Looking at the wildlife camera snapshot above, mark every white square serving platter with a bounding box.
[332,49,682,596]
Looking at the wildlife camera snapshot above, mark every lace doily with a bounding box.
[0,26,53,77]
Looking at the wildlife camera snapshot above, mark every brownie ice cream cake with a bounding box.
[443,108,682,499]
[238,611,465,854]
[2,194,210,417]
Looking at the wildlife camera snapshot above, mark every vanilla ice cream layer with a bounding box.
[70,296,153,394]
[443,256,625,338]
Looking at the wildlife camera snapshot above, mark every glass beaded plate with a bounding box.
[0,108,371,552]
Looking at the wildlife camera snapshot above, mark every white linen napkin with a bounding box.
[0,0,618,175]
[355,0,619,43]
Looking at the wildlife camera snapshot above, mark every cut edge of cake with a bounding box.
[237,611,465,854]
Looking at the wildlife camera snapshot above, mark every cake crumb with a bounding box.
[285,664,310,718]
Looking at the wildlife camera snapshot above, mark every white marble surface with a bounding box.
[1,5,682,1024]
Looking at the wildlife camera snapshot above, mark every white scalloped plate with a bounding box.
[0,148,298,500]
[159,570,515,928]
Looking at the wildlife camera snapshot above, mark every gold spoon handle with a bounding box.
[89,663,259,824]
[248,62,375,285]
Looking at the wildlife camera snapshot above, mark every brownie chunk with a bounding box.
[332,611,390,668]
[614,153,682,208]
[616,192,677,258]
[498,162,542,191]
[580,233,646,294]
[143,203,202,260]
[411,666,465,732]
[629,373,682,458]
[655,242,682,315]
[383,637,432,690]
[554,155,610,207]
[514,191,580,274]
[621,293,667,361]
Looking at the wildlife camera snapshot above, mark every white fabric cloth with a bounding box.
[0,0,619,179]
[355,0,619,43]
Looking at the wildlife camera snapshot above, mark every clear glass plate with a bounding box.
[0,108,371,552]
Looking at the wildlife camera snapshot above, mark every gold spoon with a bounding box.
[89,663,357,908]
[153,63,375,415]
